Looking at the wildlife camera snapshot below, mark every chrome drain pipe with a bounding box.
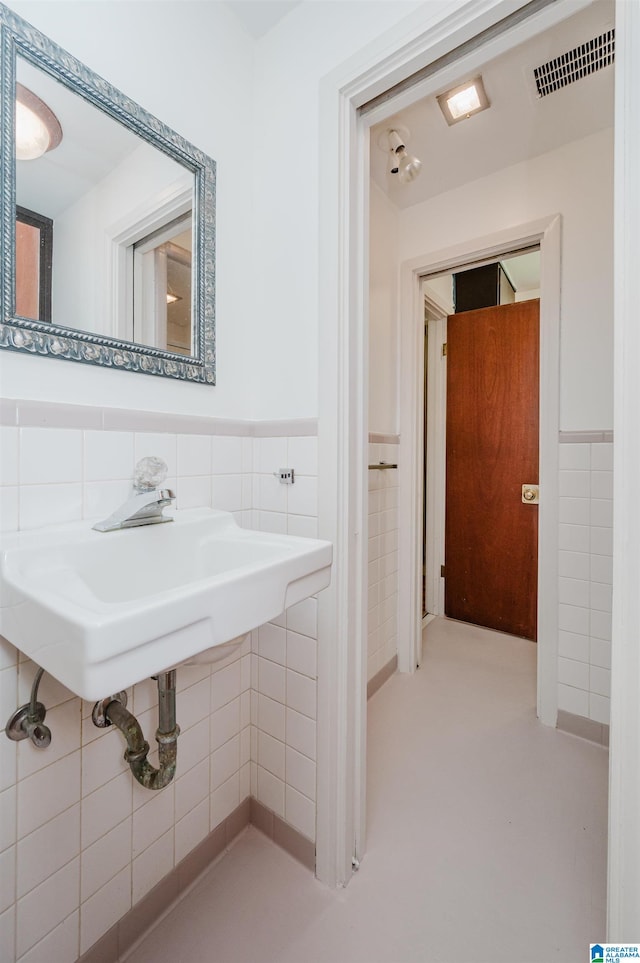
[93,670,180,791]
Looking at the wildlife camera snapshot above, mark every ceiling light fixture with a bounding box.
[437,76,489,126]
[377,126,422,185]
[15,83,63,160]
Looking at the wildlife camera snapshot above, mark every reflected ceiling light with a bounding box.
[15,83,63,160]
[377,126,422,185]
[437,76,489,126]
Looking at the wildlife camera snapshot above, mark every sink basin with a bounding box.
[0,509,332,700]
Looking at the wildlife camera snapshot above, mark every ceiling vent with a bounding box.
[533,29,615,98]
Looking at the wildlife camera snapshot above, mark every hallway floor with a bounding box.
[125,618,608,963]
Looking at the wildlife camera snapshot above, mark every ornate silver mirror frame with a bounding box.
[0,3,216,383]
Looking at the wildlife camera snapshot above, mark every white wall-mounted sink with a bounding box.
[0,509,332,700]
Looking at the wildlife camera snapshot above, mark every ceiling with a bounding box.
[224,1,300,39]
[371,0,615,210]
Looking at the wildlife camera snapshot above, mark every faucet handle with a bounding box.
[134,456,168,491]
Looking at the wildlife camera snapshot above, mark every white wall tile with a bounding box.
[560,470,590,498]
[591,526,613,556]
[558,577,590,608]
[559,523,590,554]
[210,698,241,753]
[589,693,610,725]
[18,750,80,840]
[558,497,590,525]
[175,757,209,822]
[257,695,285,742]
[0,847,14,914]
[591,554,613,584]
[285,746,315,800]
[81,817,131,901]
[177,718,210,774]
[0,737,16,794]
[177,475,211,510]
[18,699,80,781]
[258,658,286,703]
[257,623,286,665]
[80,866,130,955]
[557,683,589,717]
[591,470,613,500]
[285,785,315,841]
[83,479,131,521]
[286,671,316,720]
[81,771,131,851]
[176,677,210,731]
[591,609,612,642]
[212,436,244,474]
[558,631,589,663]
[256,766,284,818]
[558,603,590,636]
[132,830,173,904]
[16,857,79,958]
[19,483,83,530]
[590,442,613,471]
[590,581,612,613]
[0,487,19,532]
[559,443,590,470]
[80,728,128,797]
[558,657,589,690]
[17,804,80,897]
[256,474,287,513]
[211,660,242,712]
[18,909,78,963]
[590,497,613,529]
[257,511,287,534]
[287,475,317,517]
[211,474,243,512]
[590,665,611,698]
[590,638,611,669]
[286,631,317,679]
[20,428,82,484]
[134,433,177,476]
[132,788,174,857]
[0,907,14,963]
[211,736,240,792]
[255,437,287,475]
[84,431,134,482]
[177,434,211,476]
[287,514,318,538]
[0,787,15,854]
[0,427,18,485]
[175,797,209,864]
[258,731,285,780]
[288,436,318,476]
[211,772,240,828]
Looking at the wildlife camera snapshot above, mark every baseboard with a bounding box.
[78,796,315,963]
[249,798,315,871]
[557,709,610,747]
[367,655,398,700]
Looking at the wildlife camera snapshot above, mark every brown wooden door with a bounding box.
[444,300,539,640]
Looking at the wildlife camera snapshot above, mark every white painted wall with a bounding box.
[398,127,614,432]
[369,182,399,435]
[3,0,256,418]
[249,0,425,421]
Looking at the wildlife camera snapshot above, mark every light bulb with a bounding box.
[398,150,421,184]
[15,100,51,160]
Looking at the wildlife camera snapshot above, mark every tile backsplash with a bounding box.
[558,438,613,727]
[0,403,319,962]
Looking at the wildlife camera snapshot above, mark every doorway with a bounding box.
[423,252,542,640]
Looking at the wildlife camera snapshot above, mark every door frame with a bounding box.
[404,231,557,720]
[316,0,639,937]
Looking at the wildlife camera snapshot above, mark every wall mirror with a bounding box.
[0,4,216,383]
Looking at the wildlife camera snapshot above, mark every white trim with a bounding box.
[316,0,597,891]
[423,303,447,620]
[608,0,640,938]
[397,217,560,722]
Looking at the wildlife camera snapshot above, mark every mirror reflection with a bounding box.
[15,56,195,354]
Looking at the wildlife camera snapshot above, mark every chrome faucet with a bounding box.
[93,457,175,533]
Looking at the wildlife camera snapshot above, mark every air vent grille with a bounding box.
[533,29,615,98]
